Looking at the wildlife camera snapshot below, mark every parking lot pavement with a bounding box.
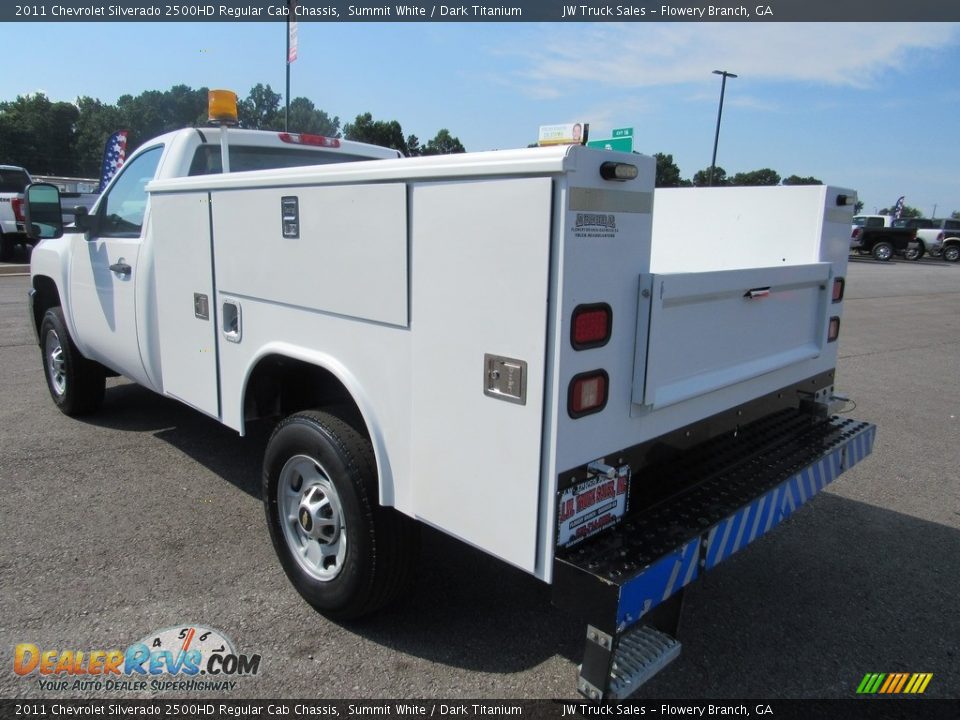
[1,260,957,700]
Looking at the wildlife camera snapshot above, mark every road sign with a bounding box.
[587,127,634,153]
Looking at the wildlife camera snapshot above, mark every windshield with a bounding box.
[0,168,30,193]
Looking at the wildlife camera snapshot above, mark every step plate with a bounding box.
[608,625,681,700]
[555,411,876,632]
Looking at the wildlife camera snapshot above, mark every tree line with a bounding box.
[0,83,465,177]
[653,152,822,189]
[1,88,955,219]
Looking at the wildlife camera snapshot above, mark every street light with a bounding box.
[708,69,737,187]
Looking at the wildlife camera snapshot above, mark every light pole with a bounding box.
[708,70,737,187]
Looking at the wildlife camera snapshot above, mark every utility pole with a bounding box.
[708,70,737,187]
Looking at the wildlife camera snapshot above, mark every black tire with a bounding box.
[39,307,106,416]
[903,244,924,261]
[263,410,419,619]
[871,242,893,261]
[943,245,960,263]
[0,233,15,262]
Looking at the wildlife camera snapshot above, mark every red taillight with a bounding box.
[832,277,845,303]
[851,227,862,239]
[828,316,841,342]
[571,303,612,350]
[568,370,608,418]
[938,231,945,241]
[278,132,340,148]
[11,197,24,222]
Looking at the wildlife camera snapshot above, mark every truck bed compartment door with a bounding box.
[409,177,552,573]
[638,263,831,409]
[151,192,220,418]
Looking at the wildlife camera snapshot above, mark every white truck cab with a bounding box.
[24,119,875,699]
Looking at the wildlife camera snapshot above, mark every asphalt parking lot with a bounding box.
[0,256,957,700]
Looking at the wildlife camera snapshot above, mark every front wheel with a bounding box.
[263,410,419,619]
[943,245,960,262]
[872,242,893,261]
[39,307,105,416]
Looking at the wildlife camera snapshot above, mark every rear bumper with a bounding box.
[552,408,875,698]
[554,411,875,632]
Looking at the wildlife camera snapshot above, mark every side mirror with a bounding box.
[24,183,64,241]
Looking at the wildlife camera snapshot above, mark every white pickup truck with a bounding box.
[0,164,33,261]
[25,122,875,699]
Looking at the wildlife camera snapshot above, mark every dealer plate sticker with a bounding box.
[557,465,630,547]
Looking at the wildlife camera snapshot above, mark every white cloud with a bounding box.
[511,23,959,91]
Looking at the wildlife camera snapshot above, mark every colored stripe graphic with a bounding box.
[857,673,932,694]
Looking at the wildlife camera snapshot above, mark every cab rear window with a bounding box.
[0,168,30,193]
[189,145,375,176]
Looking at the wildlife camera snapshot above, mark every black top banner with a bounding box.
[3,0,960,22]
[1,700,960,720]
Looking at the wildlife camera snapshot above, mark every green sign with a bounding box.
[587,127,634,153]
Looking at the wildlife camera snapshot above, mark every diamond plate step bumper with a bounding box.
[552,410,876,699]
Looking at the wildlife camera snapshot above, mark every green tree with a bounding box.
[73,97,124,176]
[692,166,727,186]
[950,211,959,219]
[238,83,282,130]
[730,168,781,186]
[0,93,79,174]
[782,174,823,185]
[343,112,408,155]
[420,128,465,156]
[406,134,422,156]
[286,97,340,137]
[854,200,865,214]
[654,153,684,187]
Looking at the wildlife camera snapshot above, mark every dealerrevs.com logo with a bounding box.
[14,624,261,692]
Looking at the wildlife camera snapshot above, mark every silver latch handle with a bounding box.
[587,461,616,479]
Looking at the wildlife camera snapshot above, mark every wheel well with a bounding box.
[243,354,367,436]
[32,276,61,340]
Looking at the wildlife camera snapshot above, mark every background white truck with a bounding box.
[0,164,33,261]
[24,125,875,699]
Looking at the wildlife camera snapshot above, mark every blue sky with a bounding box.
[3,21,960,215]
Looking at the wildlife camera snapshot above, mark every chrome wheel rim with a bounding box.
[875,245,892,261]
[45,329,67,397]
[278,454,347,581]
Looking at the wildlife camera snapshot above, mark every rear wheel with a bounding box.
[943,245,960,262]
[903,244,924,261]
[263,410,419,619]
[872,242,893,261]
[39,307,105,416]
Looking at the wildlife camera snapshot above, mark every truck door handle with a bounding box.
[109,261,132,276]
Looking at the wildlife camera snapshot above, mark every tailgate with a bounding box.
[638,263,832,408]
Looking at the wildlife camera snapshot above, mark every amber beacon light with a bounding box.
[208,89,239,125]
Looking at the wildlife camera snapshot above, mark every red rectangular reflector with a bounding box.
[568,370,608,418]
[828,316,840,342]
[832,278,845,303]
[571,303,612,350]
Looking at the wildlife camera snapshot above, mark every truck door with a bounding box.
[68,145,164,386]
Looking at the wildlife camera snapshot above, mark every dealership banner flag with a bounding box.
[288,0,298,62]
[98,130,128,193]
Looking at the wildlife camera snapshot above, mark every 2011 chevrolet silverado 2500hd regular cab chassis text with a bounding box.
[24,125,876,699]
